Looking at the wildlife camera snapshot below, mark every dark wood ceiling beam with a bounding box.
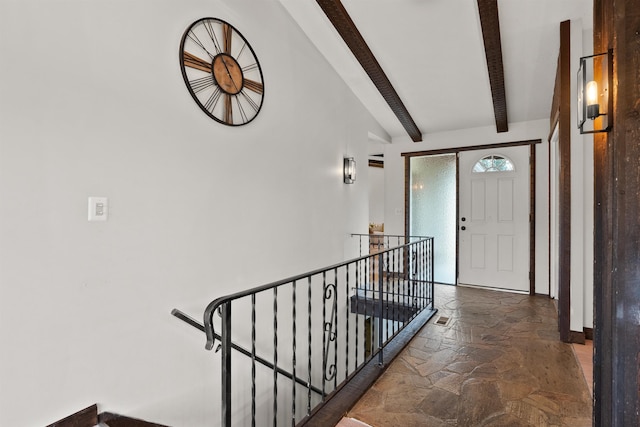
[316,0,423,142]
[477,0,508,133]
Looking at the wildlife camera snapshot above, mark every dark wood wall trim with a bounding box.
[583,327,594,341]
[568,330,586,345]
[401,139,541,158]
[557,20,572,344]
[547,127,554,297]
[46,404,98,427]
[529,144,536,295]
[548,47,561,300]
[456,154,460,282]
[404,156,410,240]
[316,0,422,142]
[99,412,170,427]
[45,405,169,427]
[477,0,509,132]
[593,0,640,424]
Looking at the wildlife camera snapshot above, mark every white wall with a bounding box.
[580,25,595,330]
[0,1,387,425]
[569,19,585,333]
[383,120,551,294]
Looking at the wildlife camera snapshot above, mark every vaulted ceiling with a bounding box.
[279,0,593,142]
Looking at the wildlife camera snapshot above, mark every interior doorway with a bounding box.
[368,158,385,230]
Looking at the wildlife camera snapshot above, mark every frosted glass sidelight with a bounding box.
[409,154,456,284]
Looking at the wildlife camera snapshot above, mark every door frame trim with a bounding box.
[403,139,540,295]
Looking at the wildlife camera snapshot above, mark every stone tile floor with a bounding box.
[346,284,592,426]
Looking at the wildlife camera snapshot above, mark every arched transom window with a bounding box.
[472,154,515,173]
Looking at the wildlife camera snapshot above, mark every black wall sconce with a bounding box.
[578,49,613,134]
[344,157,356,184]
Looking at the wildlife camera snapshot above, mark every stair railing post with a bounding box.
[221,302,232,427]
[377,251,384,365]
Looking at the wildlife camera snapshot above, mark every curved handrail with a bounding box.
[202,236,432,351]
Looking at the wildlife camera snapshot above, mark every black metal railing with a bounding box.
[172,235,434,427]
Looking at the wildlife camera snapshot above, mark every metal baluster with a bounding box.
[365,255,370,361]
[431,239,435,307]
[370,255,374,361]
[417,244,422,309]
[399,248,403,324]
[425,240,429,305]
[377,252,384,365]
[273,287,278,427]
[427,240,430,306]
[292,281,296,426]
[418,242,421,308]
[404,248,408,319]
[345,265,349,380]
[416,245,420,309]
[419,241,423,307]
[321,272,327,398]
[411,244,415,310]
[424,241,427,307]
[355,260,359,369]
[393,248,397,331]
[307,276,312,415]
[252,294,256,427]
[423,241,426,306]
[333,268,338,390]
[391,249,395,331]
[383,252,388,344]
[432,239,435,304]
[221,302,232,427]
[424,240,427,307]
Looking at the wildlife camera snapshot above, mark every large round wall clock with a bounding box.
[179,18,264,126]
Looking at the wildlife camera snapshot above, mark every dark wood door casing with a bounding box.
[403,139,538,295]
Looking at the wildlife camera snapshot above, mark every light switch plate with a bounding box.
[88,197,108,221]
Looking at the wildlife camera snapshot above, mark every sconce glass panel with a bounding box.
[578,49,613,134]
[344,157,356,184]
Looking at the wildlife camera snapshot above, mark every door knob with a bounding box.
[461,217,466,222]
[461,226,466,231]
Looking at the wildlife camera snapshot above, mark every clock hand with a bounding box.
[183,52,212,73]
[220,23,240,92]
[220,56,242,93]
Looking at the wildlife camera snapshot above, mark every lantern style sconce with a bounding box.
[578,49,613,134]
[344,157,356,184]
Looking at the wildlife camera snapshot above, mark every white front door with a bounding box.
[458,146,530,292]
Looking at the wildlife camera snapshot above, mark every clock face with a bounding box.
[179,18,264,126]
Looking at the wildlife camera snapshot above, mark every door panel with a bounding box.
[497,178,514,221]
[471,180,486,221]
[471,234,486,268]
[458,146,530,292]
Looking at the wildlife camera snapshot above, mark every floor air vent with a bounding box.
[435,316,449,325]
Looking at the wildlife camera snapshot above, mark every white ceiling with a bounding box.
[279,0,593,142]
